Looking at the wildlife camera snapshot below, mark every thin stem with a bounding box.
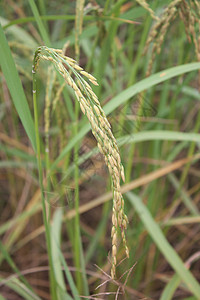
[32,68,58,300]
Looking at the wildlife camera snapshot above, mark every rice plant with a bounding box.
[32,45,129,279]
[1,0,200,299]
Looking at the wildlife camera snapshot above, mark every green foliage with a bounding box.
[0,1,200,299]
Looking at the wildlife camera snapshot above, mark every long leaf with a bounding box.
[58,250,81,300]
[51,209,67,297]
[0,23,36,150]
[0,17,37,48]
[0,277,41,300]
[28,0,50,46]
[51,62,200,169]
[160,274,182,300]
[126,192,200,298]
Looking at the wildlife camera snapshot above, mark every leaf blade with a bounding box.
[0,23,36,150]
[126,192,200,298]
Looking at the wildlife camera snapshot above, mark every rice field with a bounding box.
[0,0,200,299]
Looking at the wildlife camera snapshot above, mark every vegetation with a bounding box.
[0,0,200,299]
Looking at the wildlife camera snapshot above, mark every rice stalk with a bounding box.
[75,0,85,60]
[32,46,129,278]
[44,67,54,151]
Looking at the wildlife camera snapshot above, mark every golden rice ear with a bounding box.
[136,0,159,21]
[33,46,129,278]
[141,0,200,77]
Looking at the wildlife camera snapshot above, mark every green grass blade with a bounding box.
[94,14,120,97]
[0,23,36,150]
[0,203,41,235]
[168,174,199,215]
[117,130,200,146]
[0,144,37,164]
[0,278,41,300]
[2,13,140,30]
[58,250,81,300]
[85,208,110,264]
[160,274,182,300]
[104,62,200,115]
[51,209,67,297]
[51,63,200,169]
[0,17,37,48]
[126,192,200,298]
[52,128,200,175]
[0,241,31,290]
[38,0,46,16]
[78,237,89,296]
[28,0,50,46]
[0,161,36,169]
[162,216,200,226]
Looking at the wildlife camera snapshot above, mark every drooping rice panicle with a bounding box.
[32,46,129,278]
[141,0,200,77]
[136,0,159,21]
